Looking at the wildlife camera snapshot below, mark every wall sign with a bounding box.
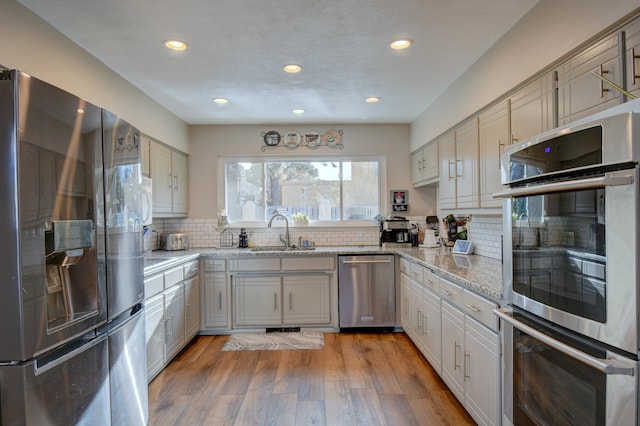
[391,190,408,212]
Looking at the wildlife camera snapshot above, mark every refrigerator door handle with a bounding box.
[35,334,106,376]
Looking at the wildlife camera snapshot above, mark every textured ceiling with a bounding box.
[18,0,538,125]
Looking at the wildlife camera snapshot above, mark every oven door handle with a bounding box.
[492,174,633,199]
[494,308,635,376]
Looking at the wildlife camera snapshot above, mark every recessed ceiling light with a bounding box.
[292,109,305,114]
[164,40,188,51]
[212,98,228,104]
[390,39,412,50]
[365,97,381,103]
[283,64,303,74]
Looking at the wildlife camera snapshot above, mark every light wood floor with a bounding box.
[148,332,475,426]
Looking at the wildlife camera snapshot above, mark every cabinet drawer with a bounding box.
[399,258,411,275]
[409,263,424,283]
[183,260,199,279]
[282,256,335,271]
[462,290,498,331]
[164,265,184,289]
[422,268,440,292]
[229,257,280,271]
[144,273,164,298]
[439,278,463,307]
[204,258,226,272]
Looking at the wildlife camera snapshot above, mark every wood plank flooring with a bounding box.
[148,332,475,426]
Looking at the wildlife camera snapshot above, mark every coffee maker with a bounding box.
[379,217,410,247]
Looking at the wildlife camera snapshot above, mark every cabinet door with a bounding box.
[438,131,457,210]
[145,293,165,382]
[422,287,442,375]
[411,147,424,186]
[479,101,509,208]
[464,316,500,426]
[409,279,424,348]
[510,74,555,144]
[400,274,412,332]
[164,284,185,362]
[140,135,151,178]
[234,276,282,326]
[558,33,623,125]
[151,141,173,215]
[423,141,439,182]
[171,150,188,215]
[441,301,465,403]
[184,276,200,341]
[283,275,331,325]
[204,273,229,329]
[626,19,640,100]
[455,119,479,208]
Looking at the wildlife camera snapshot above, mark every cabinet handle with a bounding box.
[498,140,505,170]
[464,352,471,380]
[289,293,292,311]
[633,48,640,86]
[274,293,278,311]
[417,308,422,329]
[456,159,463,178]
[173,175,178,191]
[423,314,428,336]
[167,173,173,188]
[465,304,481,313]
[165,318,172,336]
[441,289,453,297]
[599,65,610,98]
[454,341,461,370]
[218,291,222,310]
[447,160,455,180]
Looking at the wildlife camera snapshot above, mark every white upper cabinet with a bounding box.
[438,120,479,210]
[557,32,624,125]
[624,19,640,100]
[150,139,189,217]
[479,100,509,209]
[438,130,457,210]
[510,73,556,144]
[412,141,439,187]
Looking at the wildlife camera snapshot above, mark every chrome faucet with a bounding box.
[517,212,530,248]
[267,212,290,248]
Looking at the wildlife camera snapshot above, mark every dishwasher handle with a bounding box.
[342,259,392,264]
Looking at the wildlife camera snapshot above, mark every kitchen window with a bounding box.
[220,156,383,224]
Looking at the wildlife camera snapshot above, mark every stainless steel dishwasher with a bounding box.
[338,255,395,330]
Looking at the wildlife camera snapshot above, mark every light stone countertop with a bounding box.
[144,245,504,301]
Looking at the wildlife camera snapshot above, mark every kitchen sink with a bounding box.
[250,246,316,252]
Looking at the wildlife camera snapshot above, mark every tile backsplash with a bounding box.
[149,215,505,261]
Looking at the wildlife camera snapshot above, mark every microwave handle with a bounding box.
[494,308,635,376]
[493,174,633,199]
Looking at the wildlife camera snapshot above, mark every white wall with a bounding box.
[411,0,640,151]
[0,0,189,153]
[188,124,436,219]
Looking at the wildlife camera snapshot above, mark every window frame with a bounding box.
[217,154,387,228]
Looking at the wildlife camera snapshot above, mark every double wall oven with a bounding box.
[494,99,640,425]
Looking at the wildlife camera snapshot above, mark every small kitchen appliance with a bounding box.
[160,233,189,251]
[379,217,410,247]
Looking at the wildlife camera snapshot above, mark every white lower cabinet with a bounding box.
[234,276,282,326]
[145,293,165,381]
[400,256,500,426]
[144,257,201,382]
[234,274,331,327]
[441,287,500,426]
[202,258,230,330]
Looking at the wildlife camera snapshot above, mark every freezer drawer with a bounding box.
[338,255,395,328]
[0,332,110,425]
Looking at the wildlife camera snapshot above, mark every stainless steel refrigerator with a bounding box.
[0,69,147,425]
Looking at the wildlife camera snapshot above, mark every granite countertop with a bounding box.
[144,245,505,301]
[395,247,504,302]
